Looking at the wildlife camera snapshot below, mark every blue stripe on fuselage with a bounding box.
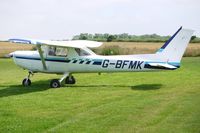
[15,56,71,63]
[15,56,103,65]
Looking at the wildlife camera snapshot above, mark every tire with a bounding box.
[22,78,31,86]
[65,76,76,84]
[50,79,61,88]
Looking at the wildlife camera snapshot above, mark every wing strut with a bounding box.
[36,45,47,70]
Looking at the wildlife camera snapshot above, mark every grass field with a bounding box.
[0,57,200,133]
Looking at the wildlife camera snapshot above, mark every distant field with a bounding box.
[0,57,200,132]
[97,42,200,56]
[0,42,200,57]
[0,42,33,57]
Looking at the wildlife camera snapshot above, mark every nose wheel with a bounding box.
[22,71,33,87]
[22,78,31,86]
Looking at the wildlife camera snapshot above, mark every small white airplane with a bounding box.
[3,27,194,88]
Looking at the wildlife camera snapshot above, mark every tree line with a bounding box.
[72,33,200,43]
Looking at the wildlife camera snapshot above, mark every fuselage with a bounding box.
[10,42,181,74]
[12,50,156,74]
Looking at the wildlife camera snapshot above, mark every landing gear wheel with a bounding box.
[65,76,76,84]
[22,78,31,86]
[50,79,61,88]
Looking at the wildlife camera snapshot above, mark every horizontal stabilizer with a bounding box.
[145,62,178,70]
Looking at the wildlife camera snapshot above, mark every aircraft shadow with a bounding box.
[131,84,162,90]
[69,83,163,91]
[0,81,162,98]
[0,80,50,98]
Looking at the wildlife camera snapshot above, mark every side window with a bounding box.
[75,48,90,56]
[48,46,68,57]
[48,46,56,56]
[55,47,68,57]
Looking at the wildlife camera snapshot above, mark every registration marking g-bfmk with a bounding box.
[102,60,144,69]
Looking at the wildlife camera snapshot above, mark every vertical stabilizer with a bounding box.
[156,27,194,63]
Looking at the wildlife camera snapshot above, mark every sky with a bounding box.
[0,0,199,40]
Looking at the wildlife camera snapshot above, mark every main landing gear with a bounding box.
[50,73,76,88]
[22,71,76,88]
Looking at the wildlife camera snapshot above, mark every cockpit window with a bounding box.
[48,46,68,57]
[75,48,90,56]
[48,47,56,56]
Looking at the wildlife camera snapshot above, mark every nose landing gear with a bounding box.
[22,71,33,87]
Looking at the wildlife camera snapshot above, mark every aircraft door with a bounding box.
[46,46,69,72]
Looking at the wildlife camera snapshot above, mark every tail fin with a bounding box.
[156,27,194,63]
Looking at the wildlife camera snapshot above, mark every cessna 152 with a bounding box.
[4,27,193,88]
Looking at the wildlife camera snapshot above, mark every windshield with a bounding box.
[75,48,91,56]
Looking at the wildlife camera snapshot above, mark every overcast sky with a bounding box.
[0,0,199,40]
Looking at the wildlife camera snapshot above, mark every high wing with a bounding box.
[146,62,178,70]
[8,38,103,48]
[7,38,103,70]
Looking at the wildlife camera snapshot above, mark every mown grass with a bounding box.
[0,57,200,133]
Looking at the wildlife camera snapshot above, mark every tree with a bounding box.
[191,36,196,41]
[79,33,88,40]
[107,35,115,42]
